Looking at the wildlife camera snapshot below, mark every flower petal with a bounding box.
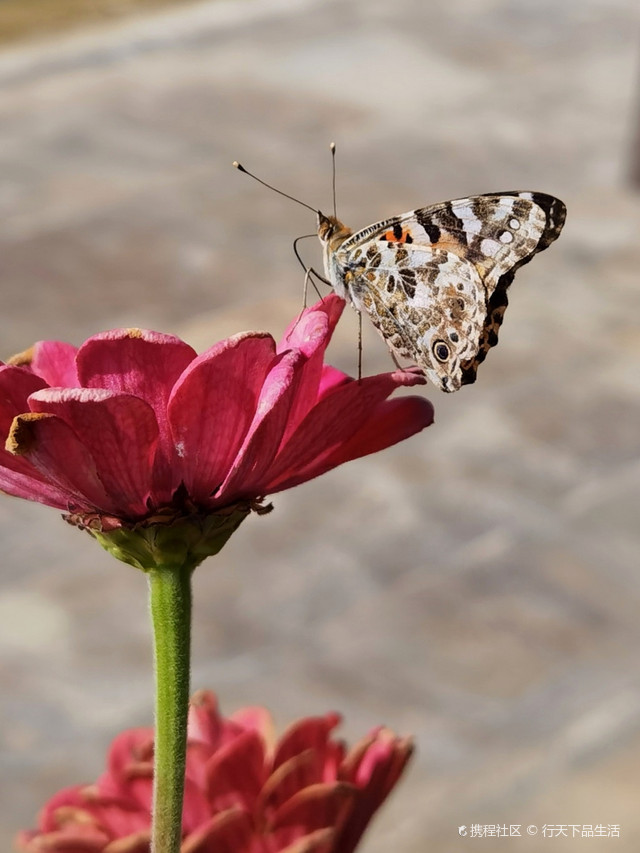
[180,808,254,853]
[188,690,224,750]
[0,366,71,507]
[6,413,120,513]
[273,714,342,772]
[276,296,345,444]
[168,333,276,504]
[18,825,109,852]
[77,330,196,401]
[0,365,48,428]
[28,388,159,516]
[342,728,414,800]
[317,365,350,399]
[270,782,355,847]
[259,750,320,817]
[335,730,414,853]
[77,330,197,502]
[230,705,276,749]
[215,350,306,502]
[278,295,343,357]
[31,341,80,387]
[78,791,149,839]
[278,828,335,853]
[205,729,266,814]
[98,728,154,808]
[264,371,429,493]
[181,777,215,835]
[104,831,150,853]
[32,786,95,832]
[298,395,435,485]
[0,450,74,509]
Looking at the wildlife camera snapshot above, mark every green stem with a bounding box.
[148,564,192,853]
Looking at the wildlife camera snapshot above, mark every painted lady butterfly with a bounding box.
[233,160,566,392]
[318,192,566,392]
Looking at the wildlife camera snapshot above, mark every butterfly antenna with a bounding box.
[330,141,337,219]
[233,161,318,214]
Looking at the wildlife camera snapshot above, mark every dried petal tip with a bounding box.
[6,345,35,368]
[5,412,55,456]
[18,690,414,853]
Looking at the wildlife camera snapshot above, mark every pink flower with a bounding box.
[17,690,413,853]
[0,296,432,565]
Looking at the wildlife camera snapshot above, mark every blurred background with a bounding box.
[0,0,639,849]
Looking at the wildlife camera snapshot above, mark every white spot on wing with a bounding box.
[491,197,514,220]
[480,238,501,257]
[454,204,483,237]
[499,231,513,244]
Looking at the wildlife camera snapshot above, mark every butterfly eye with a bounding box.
[433,340,450,362]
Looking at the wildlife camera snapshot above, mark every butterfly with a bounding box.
[317,192,566,392]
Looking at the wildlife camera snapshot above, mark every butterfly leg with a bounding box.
[390,350,404,370]
[290,268,328,334]
[290,269,313,333]
[302,268,326,307]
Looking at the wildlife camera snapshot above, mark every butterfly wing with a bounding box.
[335,240,488,392]
[334,192,566,391]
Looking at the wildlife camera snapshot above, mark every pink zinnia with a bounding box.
[1,295,432,565]
[17,689,413,853]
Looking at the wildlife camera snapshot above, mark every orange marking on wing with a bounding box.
[383,229,411,243]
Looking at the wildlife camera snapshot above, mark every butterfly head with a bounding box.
[317,212,352,252]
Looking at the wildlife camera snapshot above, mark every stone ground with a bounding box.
[0,0,639,849]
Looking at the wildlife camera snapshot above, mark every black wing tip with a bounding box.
[500,191,567,250]
[528,192,567,250]
[458,191,566,390]
[460,364,478,387]
[472,190,566,250]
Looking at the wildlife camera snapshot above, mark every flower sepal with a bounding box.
[88,500,262,572]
